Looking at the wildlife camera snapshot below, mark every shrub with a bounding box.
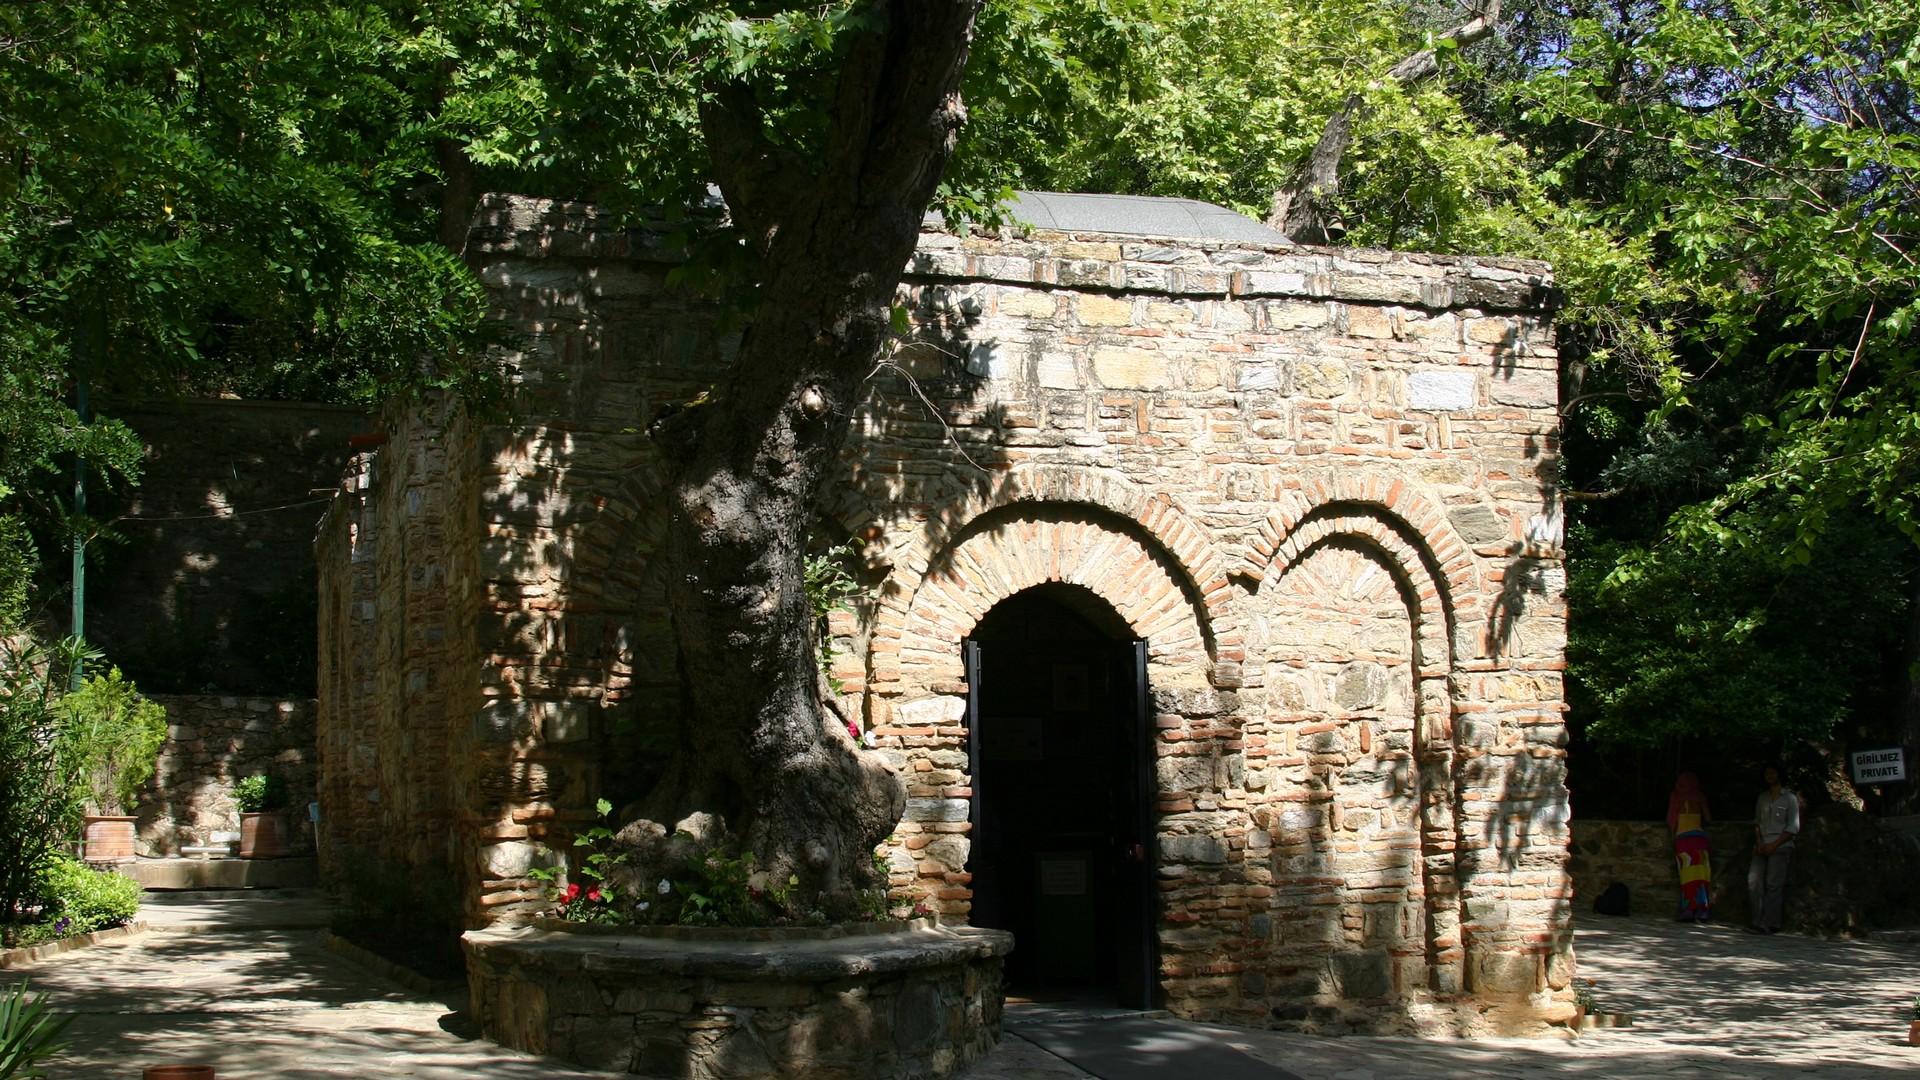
[59,667,167,816]
[0,639,88,931]
[38,857,139,935]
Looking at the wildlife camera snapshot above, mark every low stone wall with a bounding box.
[1567,812,1920,933]
[1566,819,1750,918]
[463,921,1013,1079]
[135,694,318,857]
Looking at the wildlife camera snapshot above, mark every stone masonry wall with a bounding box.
[315,396,484,895]
[132,694,318,857]
[318,193,1571,1030]
[1565,819,1749,920]
[89,398,369,695]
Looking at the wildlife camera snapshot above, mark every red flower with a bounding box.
[586,887,603,903]
[847,720,860,740]
[563,883,582,902]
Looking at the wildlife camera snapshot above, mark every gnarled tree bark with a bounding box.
[627,0,982,917]
[1266,0,1502,244]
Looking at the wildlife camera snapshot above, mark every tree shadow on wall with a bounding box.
[108,570,319,696]
[1462,745,1569,876]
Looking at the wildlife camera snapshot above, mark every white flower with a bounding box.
[638,902,650,912]
[861,730,878,748]
[657,879,672,895]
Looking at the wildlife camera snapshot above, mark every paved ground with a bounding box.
[5,892,1918,1078]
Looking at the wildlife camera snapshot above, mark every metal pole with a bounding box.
[70,359,88,691]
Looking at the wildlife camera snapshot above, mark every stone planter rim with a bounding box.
[526,915,937,941]
[465,920,1014,981]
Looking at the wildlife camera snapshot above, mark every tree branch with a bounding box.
[817,1,977,243]
[1267,0,1502,242]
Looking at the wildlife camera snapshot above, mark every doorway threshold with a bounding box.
[1004,1010,1305,1080]
[1005,996,1172,1025]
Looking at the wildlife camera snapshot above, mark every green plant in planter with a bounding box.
[1908,993,1920,1021]
[59,667,166,817]
[234,773,288,814]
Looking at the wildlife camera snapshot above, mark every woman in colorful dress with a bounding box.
[1668,771,1713,922]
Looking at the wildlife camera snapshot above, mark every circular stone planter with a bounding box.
[463,919,1014,1079]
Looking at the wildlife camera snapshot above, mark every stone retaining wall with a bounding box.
[88,398,368,696]
[321,193,1572,1029]
[1565,819,1749,919]
[134,694,317,857]
[1569,810,1920,933]
[463,923,1012,1078]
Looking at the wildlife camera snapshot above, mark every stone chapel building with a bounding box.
[316,191,1574,1032]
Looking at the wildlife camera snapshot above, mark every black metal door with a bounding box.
[1111,639,1158,1009]
[965,638,984,842]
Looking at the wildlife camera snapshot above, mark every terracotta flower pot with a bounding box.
[83,815,138,861]
[1908,1018,1920,1047]
[238,811,289,859]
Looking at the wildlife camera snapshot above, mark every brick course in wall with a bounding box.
[317,193,1573,1032]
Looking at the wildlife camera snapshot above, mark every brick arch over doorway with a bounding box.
[870,500,1212,931]
[827,462,1243,690]
[886,501,1212,688]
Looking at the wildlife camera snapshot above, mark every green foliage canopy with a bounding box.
[1496,0,1920,556]
[1468,0,1920,750]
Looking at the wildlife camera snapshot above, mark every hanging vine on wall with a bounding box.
[803,540,867,685]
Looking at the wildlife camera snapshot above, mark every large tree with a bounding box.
[0,0,503,636]
[2,0,997,913]
[1461,0,1920,792]
[632,2,984,914]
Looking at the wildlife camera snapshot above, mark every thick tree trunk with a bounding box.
[628,0,981,917]
[1894,570,1920,814]
[435,135,476,254]
[1266,0,1502,243]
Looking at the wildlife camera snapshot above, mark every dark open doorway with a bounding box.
[965,584,1156,1009]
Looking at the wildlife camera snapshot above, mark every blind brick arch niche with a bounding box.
[316,192,1573,1037]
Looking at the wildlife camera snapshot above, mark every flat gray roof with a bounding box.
[936,190,1288,245]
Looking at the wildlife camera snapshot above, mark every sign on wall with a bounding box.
[1851,747,1907,786]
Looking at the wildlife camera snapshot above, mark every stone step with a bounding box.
[114,857,318,891]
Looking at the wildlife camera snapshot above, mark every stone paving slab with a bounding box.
[4,898,1918,1079]
[138,888,334,932]
[2,927,607,1079]
[970,915,1920,1080]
